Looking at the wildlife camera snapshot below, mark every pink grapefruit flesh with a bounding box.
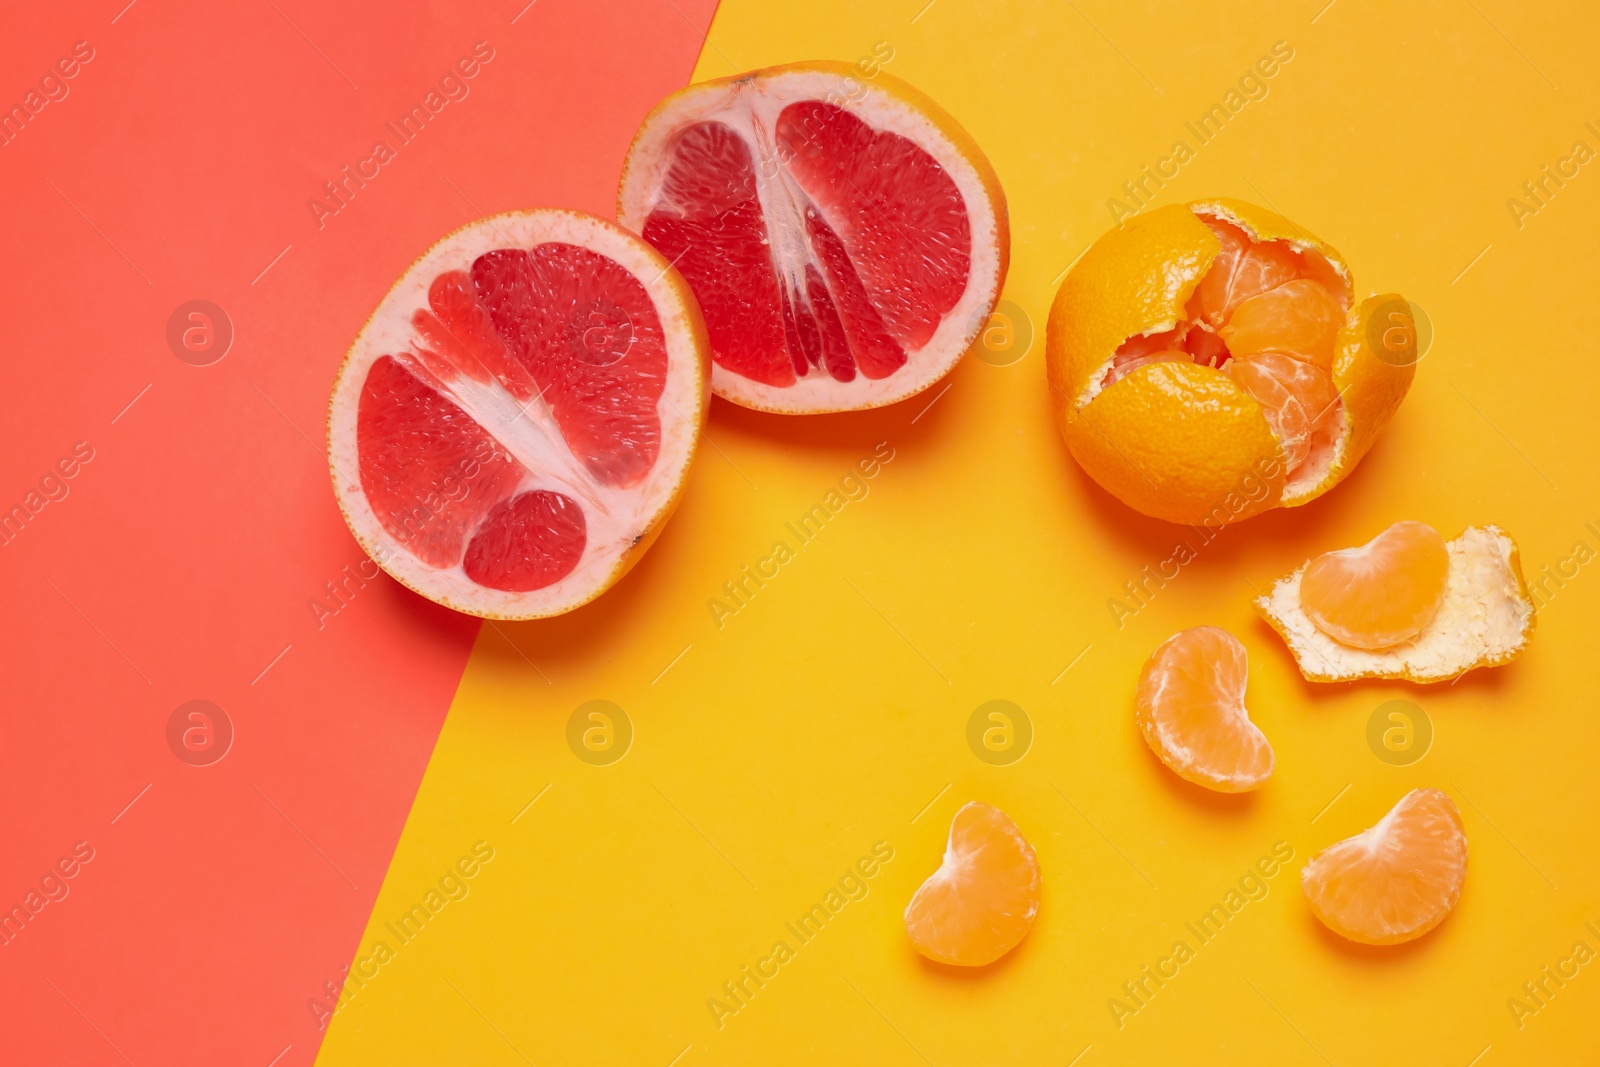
[329,210,710,620]
[618,61,1008,413]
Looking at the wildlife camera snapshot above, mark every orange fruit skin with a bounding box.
[1135,626,1274,793]
[326,209,712,621]
[903,801,1041,967]
[1045,198,1415,525]
[1301,520,1450,649]
[1302,789,1467,946]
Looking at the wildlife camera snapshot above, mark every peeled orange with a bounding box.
[904,801,1041,966]
[1046,200,1415,525]
[328,210,710,620]
[1302,788,1467,946]
[1258,524,1536,682]
[1135,627,1274,793]
[618,61,1008,413]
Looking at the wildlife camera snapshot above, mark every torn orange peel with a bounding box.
[1045,198,1416,525]
[1257,524,1535,683]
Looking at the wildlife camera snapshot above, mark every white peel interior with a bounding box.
[1258,525,1534,682]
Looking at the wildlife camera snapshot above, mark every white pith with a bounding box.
[1259,525,1534,682]
[619,68,1003,413]
[327,210,705,620]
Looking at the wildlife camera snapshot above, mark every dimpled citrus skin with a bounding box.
[1069,361,1285,525]
[1046,198,1416,524]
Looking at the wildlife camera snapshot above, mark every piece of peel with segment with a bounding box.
[1046,198,1415,525]
[328,210,710,620]
[1257,524,1535,682]
[618,61,1008,413]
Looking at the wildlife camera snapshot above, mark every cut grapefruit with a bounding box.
[327,210,710,620]
[1258,524,1535,682]
[1046,199,1416,525]
[618,61,1008,413]
[904,801,1041,966]
[1302,788,1467,946]
[1135,627,1274,793]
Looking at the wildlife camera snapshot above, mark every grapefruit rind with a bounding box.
[327,209,711,621]
[1257,525,1535,683]
[618,60,1008,414]
[1301,788,1467,946]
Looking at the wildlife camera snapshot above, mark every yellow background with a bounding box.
[318,1,1600,1063]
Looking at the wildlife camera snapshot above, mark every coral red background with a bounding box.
[0,1,715,1062]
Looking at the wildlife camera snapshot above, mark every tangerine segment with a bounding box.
[1220,279,1344,370]
[904,801,1041,966]
[1302,788,1467,946]
[1301,521,1449,649]
[1135,627,1274,793]
[1191,216,1302,328]
[1226,352,1340,471]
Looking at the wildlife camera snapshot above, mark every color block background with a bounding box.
[0,1,714,1064]
[8,0,1600,1065]
[315,1,1600,1064]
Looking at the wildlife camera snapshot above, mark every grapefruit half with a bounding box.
[618,61,1008,413]
[327,210,710,620]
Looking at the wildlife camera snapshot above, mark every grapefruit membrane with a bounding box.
[328,210,710,620]
[618,61,1008,413]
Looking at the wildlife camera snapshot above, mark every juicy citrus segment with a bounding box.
[619,61,1008,413]
[329,210,710,620]
[1302,789,1467,946]
[1300,521,1450,649]
[1190,216,1301,328]
[1257,525,1536,683]
[1046,199,1412,525]
[904,801,1041,966]
[1226,352,1340,472]
[1219,279,1344,370]
[1135,627,1274,793]
[471,242,670,489]
[356,354,528,571]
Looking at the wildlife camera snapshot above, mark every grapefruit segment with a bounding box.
[329,209,710,620]
[904,801,1041,966]
[619,61,1008,413]
[1302,788,1467,946]
[1135,626,1274,793]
